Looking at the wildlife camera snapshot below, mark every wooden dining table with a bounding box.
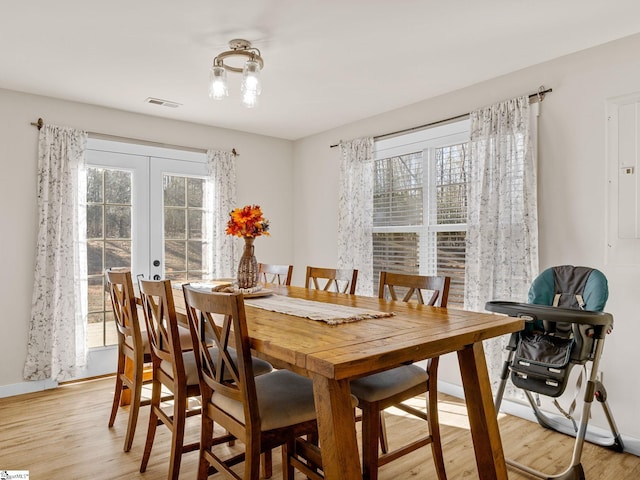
[172,284,523,480]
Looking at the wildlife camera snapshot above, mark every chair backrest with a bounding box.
[105,268,145,354]
[378,271,450,307]
[138,278,186,379]
[305,266,358,294]
[527,265,609,360]
[528,265,608,312]
[182,285,257,437]
[258,263,293,286]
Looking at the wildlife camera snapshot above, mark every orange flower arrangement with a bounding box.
[226,204,270,238]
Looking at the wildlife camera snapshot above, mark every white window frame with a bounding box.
[373,119,470,301]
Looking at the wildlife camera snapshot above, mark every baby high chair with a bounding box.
[485,265,623,480]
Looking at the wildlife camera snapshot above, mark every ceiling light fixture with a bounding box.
[209,39,264,108]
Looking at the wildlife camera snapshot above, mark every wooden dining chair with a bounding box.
[378,270,450,307]
[182,285,330,480]
[349,271,451,480]
[138,279,274,480]
[137,278,203,480]
[305,266,358,294]
[257,262,293,286]
[105,268,153,452]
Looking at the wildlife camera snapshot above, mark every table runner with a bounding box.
[244,294,394,325]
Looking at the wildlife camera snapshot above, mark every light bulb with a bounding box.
[242,89,258,108]
[241,59,262,96]
[209,65,228,100]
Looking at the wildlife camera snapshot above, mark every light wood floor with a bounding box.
[1,376,638,479]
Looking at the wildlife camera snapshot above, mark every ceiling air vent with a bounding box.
[144,97,181,108]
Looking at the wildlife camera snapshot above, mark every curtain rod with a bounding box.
[329,86,552,148]
[29,117,239,156]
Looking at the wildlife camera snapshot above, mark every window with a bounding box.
[373,120,469,306]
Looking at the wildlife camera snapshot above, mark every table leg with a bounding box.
[311,374,362,480]
[457,342,509,480]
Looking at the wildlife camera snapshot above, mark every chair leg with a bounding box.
[198,414,214,480]
[427,392,447,480]
[123,363,144,452]
[379,411,389,454]
[109,376,124,428]
[139,378,161,472]
[361,402,381,480]
[281,438,296,480]
[245,436,261,480]
[168,393,187,480]
[262,450,273,478]
[108,355,126,427]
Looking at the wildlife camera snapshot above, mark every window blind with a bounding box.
[373,130,469,307]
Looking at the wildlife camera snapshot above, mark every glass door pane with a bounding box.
[163,175,207,281]
[86,166,134,348]
[85,143,149,350]
[149,156,208,283]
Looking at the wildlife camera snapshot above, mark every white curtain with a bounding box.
[205,149,237,279]
[24,124,88,382]
[464,96,539,394]
[338,137,374,296]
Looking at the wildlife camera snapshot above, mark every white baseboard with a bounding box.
[438,380,640,457]
[0,347,117,399]
[0,378,58,398]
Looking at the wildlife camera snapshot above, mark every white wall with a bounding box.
[292,33,640,442]
[0,88,293,393]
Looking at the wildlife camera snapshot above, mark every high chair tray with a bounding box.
[484,301,613,328]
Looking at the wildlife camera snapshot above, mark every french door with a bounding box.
[84,139,208,375]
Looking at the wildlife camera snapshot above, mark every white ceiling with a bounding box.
[3,1,640,140]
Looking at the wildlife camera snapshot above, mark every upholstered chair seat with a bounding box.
[213,370,319,431]
[350,365,428,403]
